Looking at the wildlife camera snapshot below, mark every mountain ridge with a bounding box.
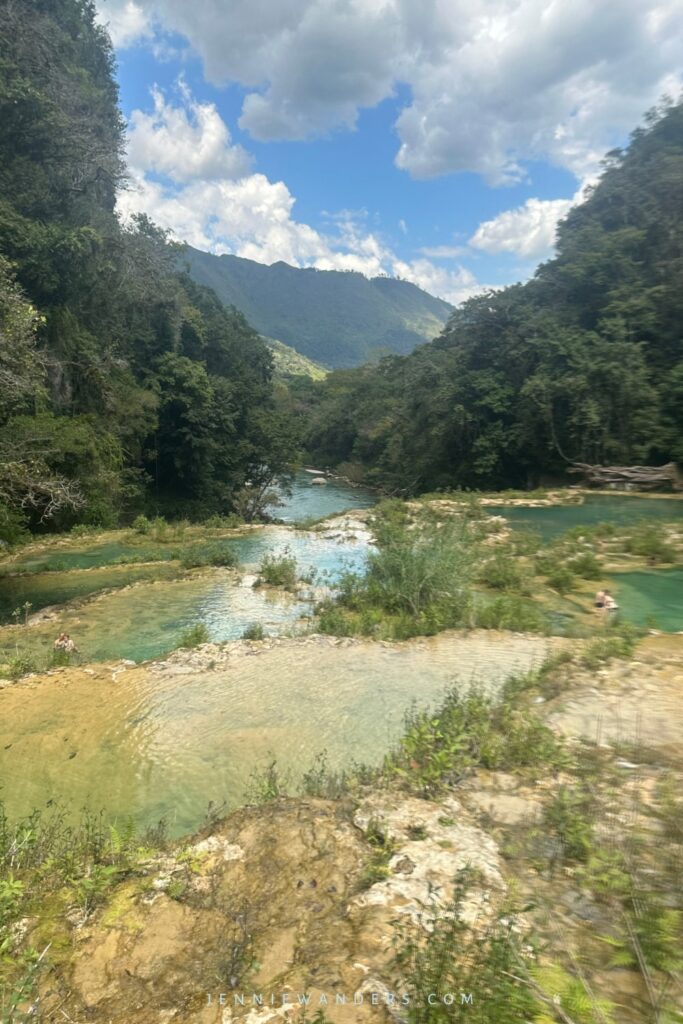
[181,246,453,368]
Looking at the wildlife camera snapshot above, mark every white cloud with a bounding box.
[96,0,151,48]
[419,245,467,259]
[98,0,683,184]
[469,197,574,260]
[127,83,252,182]
[119,86,489,305]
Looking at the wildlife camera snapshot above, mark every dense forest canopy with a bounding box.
[0,0,298,542]
[1,0,681,540]
[301,100,683,492]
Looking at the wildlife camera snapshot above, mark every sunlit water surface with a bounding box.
[0,632,552,834]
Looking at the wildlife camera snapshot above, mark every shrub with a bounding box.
[242,623,265,641]
[70,523,97,538]
[476,553,529,593]
[365,516,472,617]
[473,595,547,633]
[204,513,243,529]
[6,654,38,679]
[179,543,238,569]
[568,551,602,579]
[546,566,576,594]
[131,514,152,535]
[625,524,676,562]
[48,648,72,668]
[580,626,637,668]
[543,786,594,862]
[257,553,298,589]
[385,688,562,795]
[177,623,210,649]
[392,870,542,1023]
[244,758,291,804]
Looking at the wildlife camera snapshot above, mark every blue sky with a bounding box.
[98,0,682,303]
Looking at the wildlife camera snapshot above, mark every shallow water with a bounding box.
[271,472,376,522]
[0,632,552,834]
[2,571,310,665]
[610,568,683,632]
[5,540,177,574]
[496,494,683,541]
[0,562,179,625]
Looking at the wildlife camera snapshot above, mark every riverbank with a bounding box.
[3,633,682,1023]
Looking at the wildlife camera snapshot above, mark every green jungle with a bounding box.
[1,3,682,1024]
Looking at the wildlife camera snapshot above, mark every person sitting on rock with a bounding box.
[594,590,606,611]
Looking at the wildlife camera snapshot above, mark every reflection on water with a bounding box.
[0,632,552,835]
[496,494,683,541]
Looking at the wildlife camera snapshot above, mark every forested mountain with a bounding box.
[0,0,297,541]
[302,100,683,492]
[183,247,453,368]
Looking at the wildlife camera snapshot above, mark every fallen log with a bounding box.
[569,462,683,492]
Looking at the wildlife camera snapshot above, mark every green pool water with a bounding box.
[19,572,312,664]
[4,540,178,574]
[610,569,683,632]
[495,494,683,541]
[0,562,179,625]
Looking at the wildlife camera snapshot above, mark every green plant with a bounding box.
[241,623,265,641]
[567,551,602,579]
[177,623,210,649]
[0,877,24,929]
[477,553,529,593]
[358,819,396,890]
[531,964,615,1023]
[545,566,576,595]
[5,654,37,680]
[298,751,354,799]
[580,626,637,668]
[542,786,594,862]
[204,513,243,529]
[392,870,540,1023]
[385,688,563,795]
[70,523,96,538]
[625,525,676,563]
[47,648,72,669]
[179,543,238,569]
[601,899,683,974]
[473,595,547,633]
[257,552,298,589]
[131,514,152,535]
[167,879,188,901]
[71,863,120,915]
[578,848,631,901]
[244,759,291,804]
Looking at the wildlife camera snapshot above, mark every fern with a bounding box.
[532,965,615,1024]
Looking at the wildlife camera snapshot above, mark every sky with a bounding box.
[96,0,683,305]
